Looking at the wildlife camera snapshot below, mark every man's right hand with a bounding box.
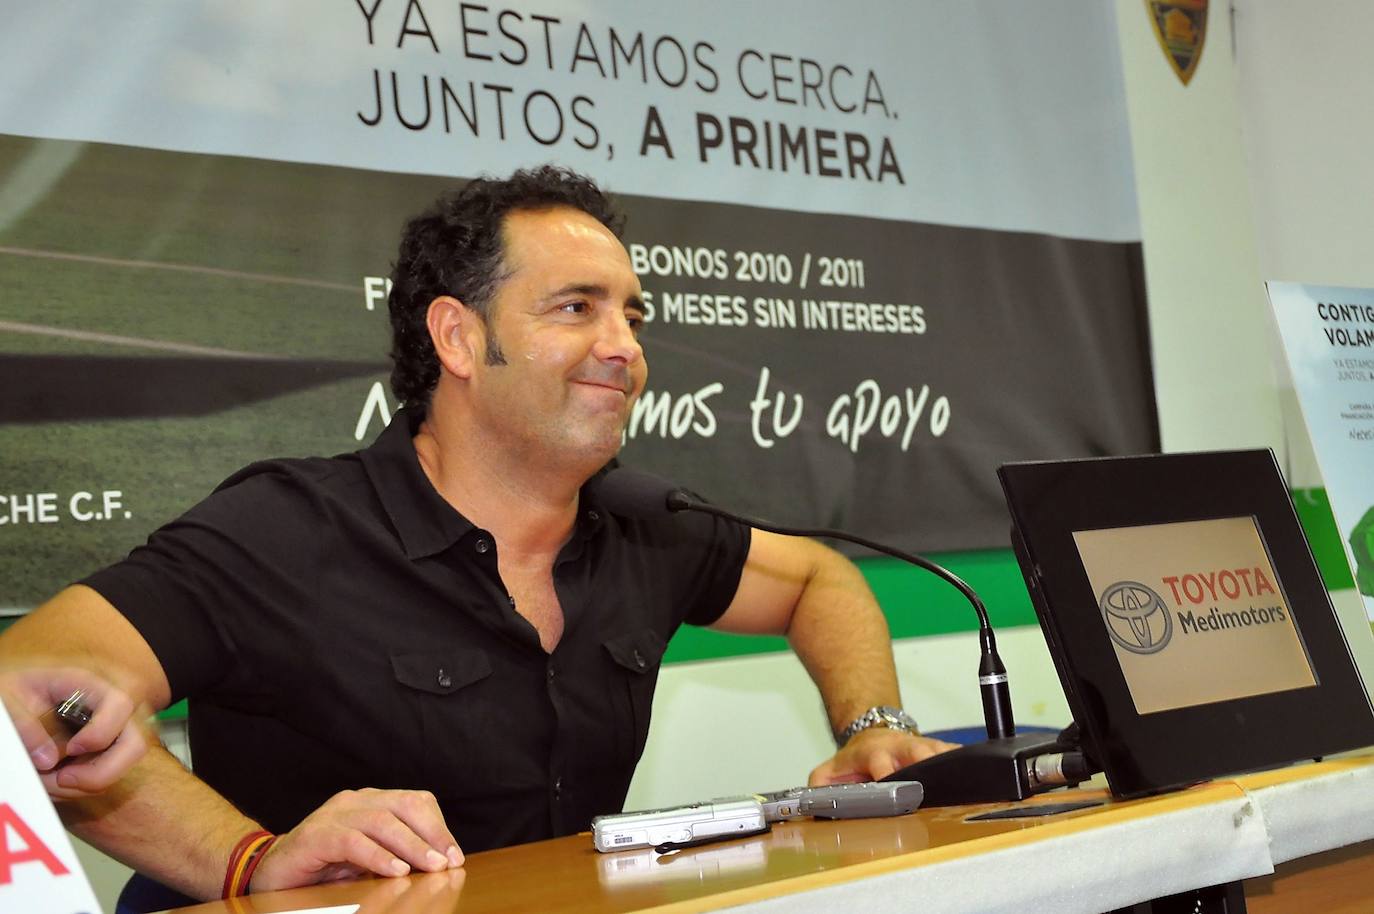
[250,788,464,892]
[0,665,150,798]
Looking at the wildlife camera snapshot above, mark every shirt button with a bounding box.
[554,776,563,799]
[437,669,452,689]
[547,666,556,682]
[586,509,600,522]
[474,538,490,554]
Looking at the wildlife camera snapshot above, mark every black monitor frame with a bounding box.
[999,449,1374,798]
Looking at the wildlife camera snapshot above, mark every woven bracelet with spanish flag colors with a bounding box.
[239,834,280,895]
[222,830,274,899]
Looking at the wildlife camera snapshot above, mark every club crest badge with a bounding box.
[1145,0,1208,86]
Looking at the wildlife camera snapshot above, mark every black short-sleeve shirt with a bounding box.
[82,408,749,853]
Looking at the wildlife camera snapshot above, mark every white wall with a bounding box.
[1231,0,1374,489]
[1231,1,1374,290]
[1114,0,1284,457]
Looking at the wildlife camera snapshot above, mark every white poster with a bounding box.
[0,0,1138,239]
[1267,281,1374,622]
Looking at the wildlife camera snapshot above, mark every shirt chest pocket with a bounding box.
[389,647,497,790]
[391,648,493,696]
[602,629,667,764]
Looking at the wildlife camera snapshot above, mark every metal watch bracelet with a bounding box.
[836,705,919,747]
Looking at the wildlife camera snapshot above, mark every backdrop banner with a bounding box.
[0,1,1158,608]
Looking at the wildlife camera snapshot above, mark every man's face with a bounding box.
[464,205,647,469]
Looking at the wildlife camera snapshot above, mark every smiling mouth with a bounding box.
[571,381,633,407]
[571,376,632,396]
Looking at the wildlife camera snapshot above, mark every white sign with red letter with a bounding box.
[0,709,101,914]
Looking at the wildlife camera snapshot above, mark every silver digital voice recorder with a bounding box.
[592,797,768,853]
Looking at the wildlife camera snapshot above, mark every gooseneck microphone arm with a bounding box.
[659,488,1015,741]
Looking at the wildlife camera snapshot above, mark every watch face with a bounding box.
[877,707,916,730]
[840,707,917,746]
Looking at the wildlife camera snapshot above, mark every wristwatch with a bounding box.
[837,706,919,747]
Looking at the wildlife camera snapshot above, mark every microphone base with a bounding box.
[880,733,1067,806]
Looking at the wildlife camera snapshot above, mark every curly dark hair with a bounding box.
[387,165,625,416]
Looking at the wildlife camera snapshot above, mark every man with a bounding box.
[0,166,952,901]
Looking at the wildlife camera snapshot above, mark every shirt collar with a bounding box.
[360,406,610,561]
[360,406,476,560]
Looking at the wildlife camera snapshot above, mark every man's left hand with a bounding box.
[808,727,958,786]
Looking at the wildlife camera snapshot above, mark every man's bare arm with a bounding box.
[0,587,462,899]
[711,531,955,783]
[1,587,174,709]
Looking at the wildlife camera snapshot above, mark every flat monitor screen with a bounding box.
[1072,516,1316,715]
[999,450,1374,798]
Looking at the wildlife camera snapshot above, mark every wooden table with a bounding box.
[164,755,1374,914]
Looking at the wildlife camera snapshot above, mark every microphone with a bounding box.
[595,467,1091,805]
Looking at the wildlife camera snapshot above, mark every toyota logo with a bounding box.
[1099,581,1173,654]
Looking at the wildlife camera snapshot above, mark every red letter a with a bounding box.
[0,802,70,885]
